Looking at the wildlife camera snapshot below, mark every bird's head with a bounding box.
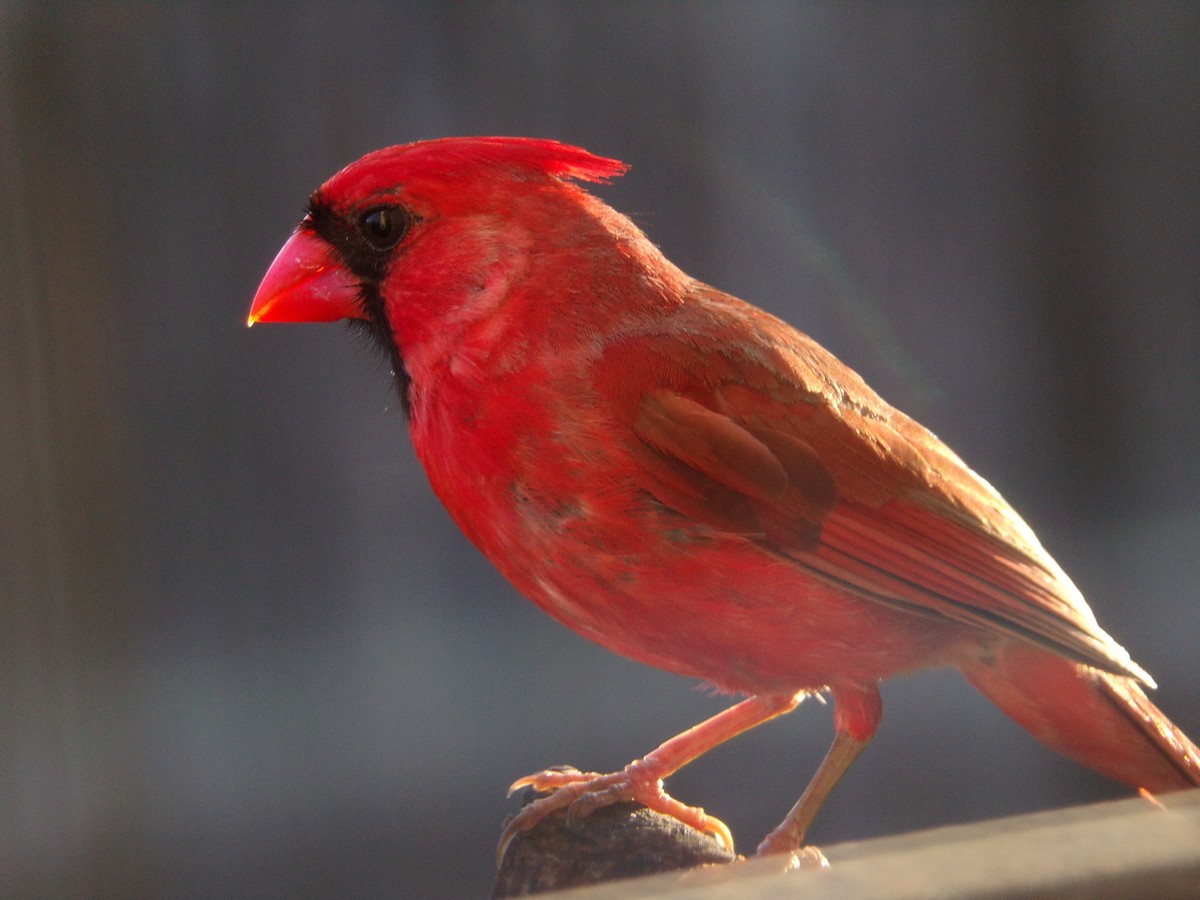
[248,137,629,410]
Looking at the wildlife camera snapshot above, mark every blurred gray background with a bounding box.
[2,3,1197,897]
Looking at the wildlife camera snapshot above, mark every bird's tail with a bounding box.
[962,640,1200,792]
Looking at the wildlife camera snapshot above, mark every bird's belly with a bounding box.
[493,515,974,695]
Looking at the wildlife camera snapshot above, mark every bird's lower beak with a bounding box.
[247,229,364,325]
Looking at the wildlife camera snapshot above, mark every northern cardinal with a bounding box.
[249,137,1199,859]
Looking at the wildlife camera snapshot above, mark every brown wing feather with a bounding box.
[609,287,1150,684]
[636,391,789,503]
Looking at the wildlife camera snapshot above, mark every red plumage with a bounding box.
[250,137,1199,858]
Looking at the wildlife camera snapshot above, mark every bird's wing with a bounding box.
[598,290,1149,684]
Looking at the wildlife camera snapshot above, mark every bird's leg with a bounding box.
[756,681,882,856]
[498,691,806,863]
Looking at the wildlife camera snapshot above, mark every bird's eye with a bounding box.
[359,206,408,251]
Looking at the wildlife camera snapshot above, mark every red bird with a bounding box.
[249,137,1199,859]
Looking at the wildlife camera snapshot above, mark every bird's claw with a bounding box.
[506,765,596,797]
[497,764,735,866]
[782,845,830,871]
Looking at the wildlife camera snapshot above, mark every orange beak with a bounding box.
[247,229,365,325]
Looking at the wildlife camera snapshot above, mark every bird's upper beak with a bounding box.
[247,229,365,325]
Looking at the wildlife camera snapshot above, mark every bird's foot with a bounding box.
[498,763,734,864]
[754,807,830,868]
